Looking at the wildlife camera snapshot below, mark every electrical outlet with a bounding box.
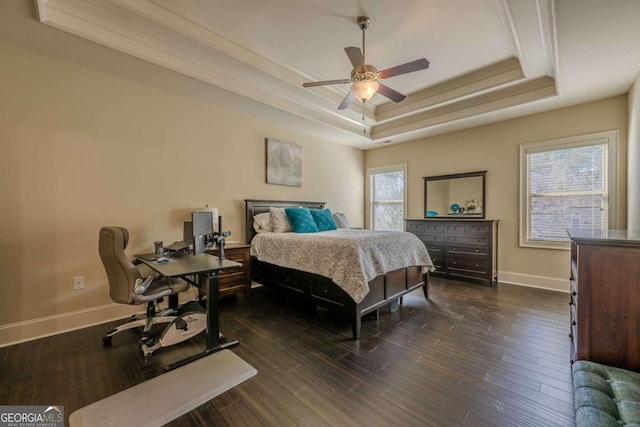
[73,276,85,290]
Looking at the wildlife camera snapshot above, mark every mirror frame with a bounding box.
[423,171,487,219]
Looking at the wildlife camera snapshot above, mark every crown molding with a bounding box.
[371,77,556,140]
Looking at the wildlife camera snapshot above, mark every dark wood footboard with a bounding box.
[251,258,428,339]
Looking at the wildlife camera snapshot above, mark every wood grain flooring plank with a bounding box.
[0,277,575,426]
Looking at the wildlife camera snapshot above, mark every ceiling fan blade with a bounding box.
[378,58,430,79]
[377,83,406,102]
[337,92,355,110]
[345,47,364,71]
[303,79,351,88]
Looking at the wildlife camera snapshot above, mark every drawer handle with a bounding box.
[475,249,479,253]
[475,264,479,267]
[476,239,481,242]
[323,289,328,294]
[452,261,457,265]
[452,248,456,251]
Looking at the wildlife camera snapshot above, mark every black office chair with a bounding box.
[99,226,191,345]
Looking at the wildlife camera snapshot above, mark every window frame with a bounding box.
[367,163,408,231]
[519,130,618,250]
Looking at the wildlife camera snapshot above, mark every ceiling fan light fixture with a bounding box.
[350,80,379,101]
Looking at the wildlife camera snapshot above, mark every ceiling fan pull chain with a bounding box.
[362,103,366,134]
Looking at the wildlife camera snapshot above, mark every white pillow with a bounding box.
[333,212,351,229]
[269,207,292,233]
[253,212,273,233]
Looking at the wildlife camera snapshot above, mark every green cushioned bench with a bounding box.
[573,361,640,426]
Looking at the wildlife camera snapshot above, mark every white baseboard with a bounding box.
[498,270,568,292]
[0,303,142,348]
[0,288,202,348]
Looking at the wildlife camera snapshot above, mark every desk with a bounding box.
[136,253,241,371]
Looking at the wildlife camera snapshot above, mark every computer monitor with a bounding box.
[183,221,193,244]
[191,211,214,256]
[192,211,214,236]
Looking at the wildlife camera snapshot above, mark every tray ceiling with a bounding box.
[34,0,640,149]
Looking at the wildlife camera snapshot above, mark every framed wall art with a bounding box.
[266,138,302,187]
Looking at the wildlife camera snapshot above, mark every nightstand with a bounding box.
[205,244,251,298]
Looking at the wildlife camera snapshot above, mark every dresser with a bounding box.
[206,244,251,298]
[406,219,498,285]
[568,229,640,371]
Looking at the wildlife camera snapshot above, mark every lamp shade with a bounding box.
[350,80,379,101]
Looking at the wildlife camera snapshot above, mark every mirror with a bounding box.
[424,171,486,219]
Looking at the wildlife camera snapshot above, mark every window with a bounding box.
[367,164,407,231]
[519,130,617,249]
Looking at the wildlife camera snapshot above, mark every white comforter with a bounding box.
[250,229,434,303]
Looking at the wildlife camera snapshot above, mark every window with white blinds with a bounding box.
[368,164,406,231]
[519,131,617,249]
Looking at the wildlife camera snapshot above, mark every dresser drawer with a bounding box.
[426,223,444,233]
[218,266,245,278]
[224,252,247,263]
[426,244,444,269]
[219,278,247,292]
[421,234,444,243]
[445,235,488,246]
[423,242,443,254]
[428,252,443,269]
[446,253,488,273]
[466,223,490,235]
[219,269,245,282]
[406,222,425,233]
[570,325,578,364]
[444,223,466,234]
[446,245,486,255]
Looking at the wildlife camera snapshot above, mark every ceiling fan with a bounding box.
[302,16,430,110]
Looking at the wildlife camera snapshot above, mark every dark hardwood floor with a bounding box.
[0,277,574,426]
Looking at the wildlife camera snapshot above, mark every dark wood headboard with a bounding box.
[244,199,326,243]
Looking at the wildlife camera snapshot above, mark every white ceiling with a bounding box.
[33,0,640,149]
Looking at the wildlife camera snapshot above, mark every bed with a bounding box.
[244,199,434,339]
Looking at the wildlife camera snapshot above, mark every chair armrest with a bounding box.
[133,276,154,295]
[132,276,175,303]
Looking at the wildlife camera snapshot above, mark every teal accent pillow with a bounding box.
[310,208,337,231]
[284,207,318,233]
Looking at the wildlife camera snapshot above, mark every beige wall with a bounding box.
[0,41,364,341]
[366,96,628,290]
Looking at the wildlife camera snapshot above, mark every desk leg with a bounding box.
[165,271,239,371]
[206,271,221,349]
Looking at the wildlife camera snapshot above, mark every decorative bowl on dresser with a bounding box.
[206,244,251,298]
[406,219,498,285]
